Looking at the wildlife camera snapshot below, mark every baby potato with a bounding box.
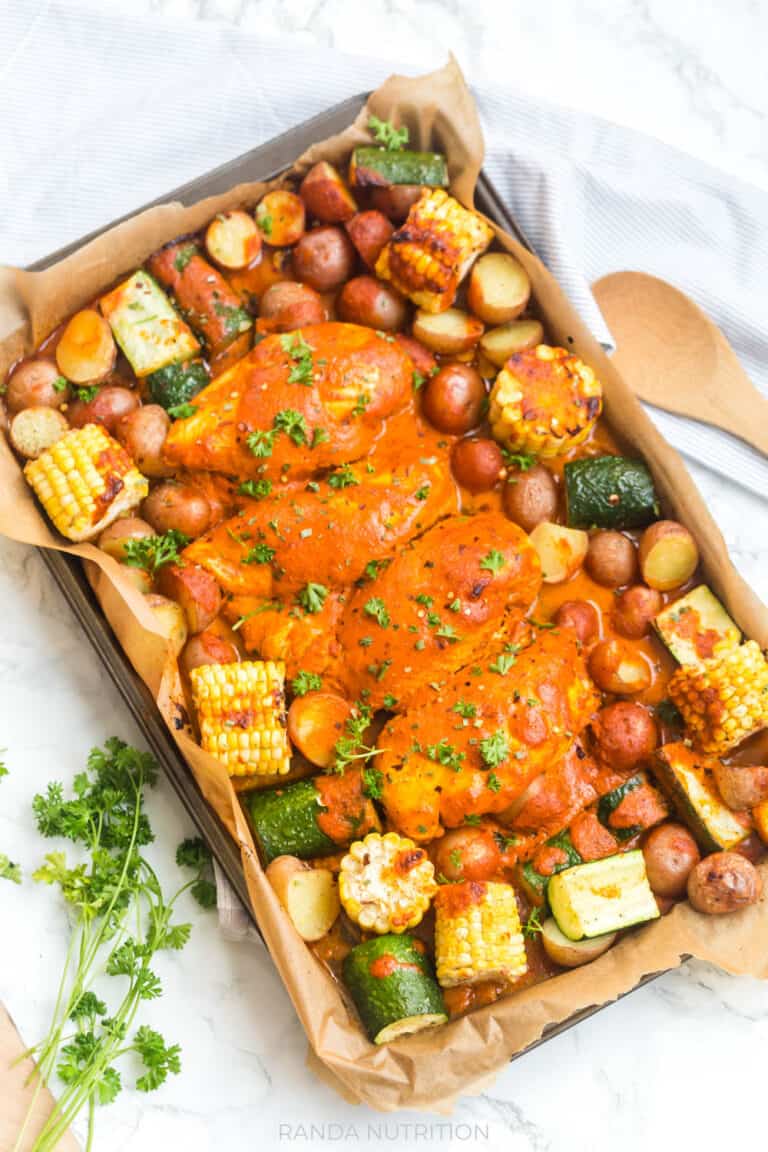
[181,628,240,675]
[266,856,340,942]
[451,438,503,492]
[115,404,173,478]
[287,691,352,769]
[119,565,153,594]
[554,599,600,645]
[528,522,588,584]
[479,319,545,368]
[55,309,116,384]
[144,593,188,656]
[586,530,638,588]
[712,762,768,811]
[687,851,762,915]
[258,282,326,333]
[293,226,355,292]
[422,364,485,434]
[337,276,407,332]
[541,918,616,968]
[98,517,155,561]
[369,184,424,221]
[433,827,502,882]
[205,209,262,270]
[345,210,394,268]
[467,253,531,325]
[6,359,69,412]
[299,161,357,223]
[256,190,306,247]
[639,520,699,591]
[591,701,658,770]
[588,639,652,695]
[502,465,558,533]
[157,561,222,634]
[412,308,484,356]
[9,407,68,459]
[142,482,211,539]
[67,385,139,433]
[642,823,700,899]
[612,584,663,639]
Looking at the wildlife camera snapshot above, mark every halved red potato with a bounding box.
[479,319,544,367]
[467,253,531,325]
[639,521,699,591]
[257,281,327,334]
[9,407,68,459]
[157,562,222,634]
[266,856,340,941]
[528,522,588,583]
[205,209,262,270]
[287,691,352,769]
[55,310,116,384]
[144,593,188,655]
[345,210,393,268]
[98,517,156,561]
[299,162,357,223]
[6,359,70,412]
[541,918,616,967]
[588,639,652,695]
[181,628,240,675]
[412,308,484,355]
[256,190,306,247]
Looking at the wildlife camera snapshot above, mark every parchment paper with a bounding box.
[1,57,767,1112]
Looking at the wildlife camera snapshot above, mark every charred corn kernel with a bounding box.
[23,423,148,542]
[489,345,602,458]
[375,189,493,313]
[434,880,527,988]
[190,660,291,777]
[669,640,768,754]
[339,831,437,934]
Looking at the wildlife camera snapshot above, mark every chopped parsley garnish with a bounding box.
[311,427,329,449]
[246,429,275,458]
[238,478,273,499]
[173,243,198,273]
[480,729,510,768]
[332,701,376,773]
[273,408,308,446]
[425,739,465,772]
[242,543,275,565]
[367,115,409,151]
[213,301,252,336]
[366,659,392,682]
[362,766,384,800]
[291,670,323,696]
[487,772,502,793]
[352,394,369,416]
[435,621,459,642]
[489,652,516,675]
[364,559,387,581]
[415,593,433,607]
[257,211,273,237]
[463,813,482,827]
[74,385,99,403]
[123,530,189,574]
[297,582,328,614]
[168,403,197,420]
[448,599,461,613]
[52,375,69,393]
[280,332,315,386]
[502,448,538,473]
[382,693,398,709]
[412,370,426,391]
[327,466,358,489]
[480,550,506,573]
[523,907,544,937]
[414,484,430,501]
[364,597,391,628]
[452,700,477,719]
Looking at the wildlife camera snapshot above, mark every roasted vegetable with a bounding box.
[540,918,616,967]
[339,832,437,934]
[668,641,768,754]
[639,520,699,591]
[528,522,588,584]
[100,271,199,376]
[349,147,448,189]
[24,424,148,542]
[266,856,340,941]
[375,189,493,312]
[653,742,749,852]
[687,851,762,915]
[205,209,261,270]
[147,360,210,413]
[147,243,252,353]
[190,660,291,778]
[479,319,544,367]
[653,585,741,667]
[55,309,116,384]
[10,407,68,459]
[489,346,602,458]
[342,934,447,1044]
[596,774,668,840]
[467,252,531,325]
[434,881,527,987]
[519,829,583,905]
[564,456,659,530]
[548,850,660,940]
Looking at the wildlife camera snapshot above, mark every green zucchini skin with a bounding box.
[520,830,583,904]
[350,147,449,189]
[653,742,749,853]
[342,935,446,1044]
[246,780,336,863]
[564,456,660,529]
[147,360,210,412]
[597,775,644,841]
[548,850,660,941]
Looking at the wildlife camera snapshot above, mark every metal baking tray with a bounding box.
[26,93,661,1060]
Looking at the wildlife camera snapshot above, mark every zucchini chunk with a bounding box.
[349,147,448,189]
[342,934,447,1045]
[147,360,210,413]
[653,742,749,852]
[99,271,199,377]
[548,850,660,941]
[653,585,741,668]
[564,456,659,530]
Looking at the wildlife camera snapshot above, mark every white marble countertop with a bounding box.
[1,1,767,1149]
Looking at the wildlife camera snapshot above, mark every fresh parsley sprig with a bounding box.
[368,115,409,151]
[123,529,190,574]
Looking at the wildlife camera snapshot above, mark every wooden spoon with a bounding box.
[592,270,768,457]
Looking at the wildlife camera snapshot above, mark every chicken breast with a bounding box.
[223,591,346,690]
[339,512,541,710]
[164,322,413,480]
[376,629,599,841]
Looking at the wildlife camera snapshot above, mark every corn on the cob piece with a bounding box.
[434,880,527,987]
[375,188,493,313]
[489,345,602,458]
[23,423,148,542]
[339,831,437,934]
[669,640,768,754]
[190,660,291,777]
